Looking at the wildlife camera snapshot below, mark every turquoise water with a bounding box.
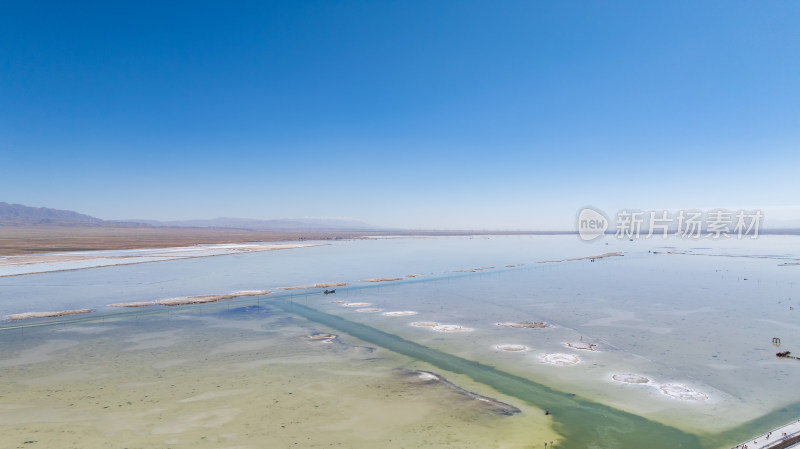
[1,235,798,447]
[274,298,704,449]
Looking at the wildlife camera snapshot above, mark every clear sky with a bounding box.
[2,1,799,229]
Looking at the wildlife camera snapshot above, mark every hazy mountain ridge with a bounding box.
[0,202,105,225]
[127,217,385,231]
[3,202,797,233]
[0,202,384,231]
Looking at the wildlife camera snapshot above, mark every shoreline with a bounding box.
[0,226,585,257]
[7,309,92,321]
[109,290,272,308]
[1,267,791,443]
[1,249,627,319]
[0,225,379,257]
[729,419,800,449]
[2,226,798,258]
[0,242,325,278]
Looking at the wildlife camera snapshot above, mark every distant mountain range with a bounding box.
[127,217,384,231]
[0,202,385,231]
[3,202,798,233]
[0,202,123,226]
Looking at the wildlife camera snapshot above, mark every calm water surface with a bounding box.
[1,235,798,448]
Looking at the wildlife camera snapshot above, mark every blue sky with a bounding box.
[2,1,798,229]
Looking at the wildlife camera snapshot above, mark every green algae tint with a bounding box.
[274,298,704,449]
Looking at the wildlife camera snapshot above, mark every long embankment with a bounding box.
[273,297,702,449]
[728,420,800,449]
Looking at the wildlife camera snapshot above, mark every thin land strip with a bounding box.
[0,226,578,257]
[0,226,375,256]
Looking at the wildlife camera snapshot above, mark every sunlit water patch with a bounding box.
[1,235,799,448]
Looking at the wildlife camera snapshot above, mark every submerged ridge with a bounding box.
[274,298,704,449]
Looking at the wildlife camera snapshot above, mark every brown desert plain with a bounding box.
[0,225,575,256]
[0,226,378,256]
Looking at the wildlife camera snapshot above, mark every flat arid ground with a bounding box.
[0,226,575,256]
[0,226,380,256]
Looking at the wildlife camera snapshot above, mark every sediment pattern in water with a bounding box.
[273,298,703,449]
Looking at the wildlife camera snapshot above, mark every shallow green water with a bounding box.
[2,288,797,448]
[275,297,704,449]
[3,235,799,447]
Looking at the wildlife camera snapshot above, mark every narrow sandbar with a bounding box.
[496,321,550,329]
[408,370,521,416]
[156,295,233,306]
[361,277,402,282]
[279,282,347,290]
[432,324,473,333]
[109,301,156,308]
[356,308,382,313]
[7,309,92,321]
[110,289,271,308]
[382,311,418,317]
[411,321,439,328]
[452,267,495,273]
[342,302,372,307]
[0,241,325,277]
[537,252,623,264]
